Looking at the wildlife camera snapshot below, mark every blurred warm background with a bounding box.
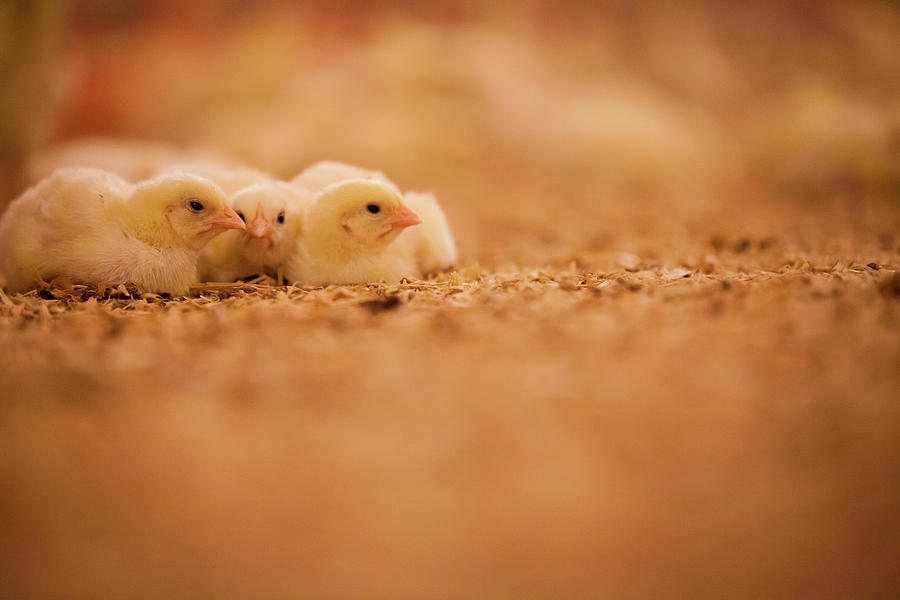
[1,1,899,598]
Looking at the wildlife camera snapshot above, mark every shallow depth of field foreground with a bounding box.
[1,2,899,598]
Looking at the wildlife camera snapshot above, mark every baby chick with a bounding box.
[285,179,429,286]
[291,160,400,195]
[291,160,457,280]
[160,162,277,195]
[0,167,244,295]
[26,137,240,185]
[198,181,310,282]
[402,190,458,274]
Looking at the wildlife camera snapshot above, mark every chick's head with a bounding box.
[231,182,304,260]
[309,180,421,254]
[130,174,244,250]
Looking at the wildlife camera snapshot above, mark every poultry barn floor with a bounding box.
[2,2,900,597]
[2,202,899,598]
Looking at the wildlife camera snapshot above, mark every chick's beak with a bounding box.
[209,206,245,231]
[389,203,422,231]
[247,204,273,239]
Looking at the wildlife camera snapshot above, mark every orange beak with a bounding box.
[247,203,272,239]
[389,203,422,231]
[209,206,245,231]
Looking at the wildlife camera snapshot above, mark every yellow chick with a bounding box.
[291,160,400,195]
[291,160,457,278]
[0,167,244,295]
[285,179,429,286]
[198,181,310,282]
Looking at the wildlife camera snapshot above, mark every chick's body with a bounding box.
[288,225,420,286]
[198,181,310,282]
[286,180,425,286]
[0,167,243,295]
[402,191,458,274]
[289,161,457,284]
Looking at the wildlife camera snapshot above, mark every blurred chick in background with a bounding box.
[159,162,276,195]
[198,181,309,282]
[0,167,243,295]
[26,138,242,186]
[292,160,399,195]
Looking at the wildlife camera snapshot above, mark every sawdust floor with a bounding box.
[1,198,899,598]
[3,3,900,595]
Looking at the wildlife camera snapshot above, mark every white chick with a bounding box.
[198,181,310,282]
[0,167,244,295]
[286,179,429,286]
[160,162,277,195]
[291,160,400,195]
[26,137,240,185]
[401,190,458,274]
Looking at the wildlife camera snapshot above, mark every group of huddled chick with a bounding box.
[0,159,457,296]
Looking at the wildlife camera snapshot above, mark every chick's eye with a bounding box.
[237,211,245,222]
[277,211,285,224]
[366,204,380,214]
[189,200,204,212]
